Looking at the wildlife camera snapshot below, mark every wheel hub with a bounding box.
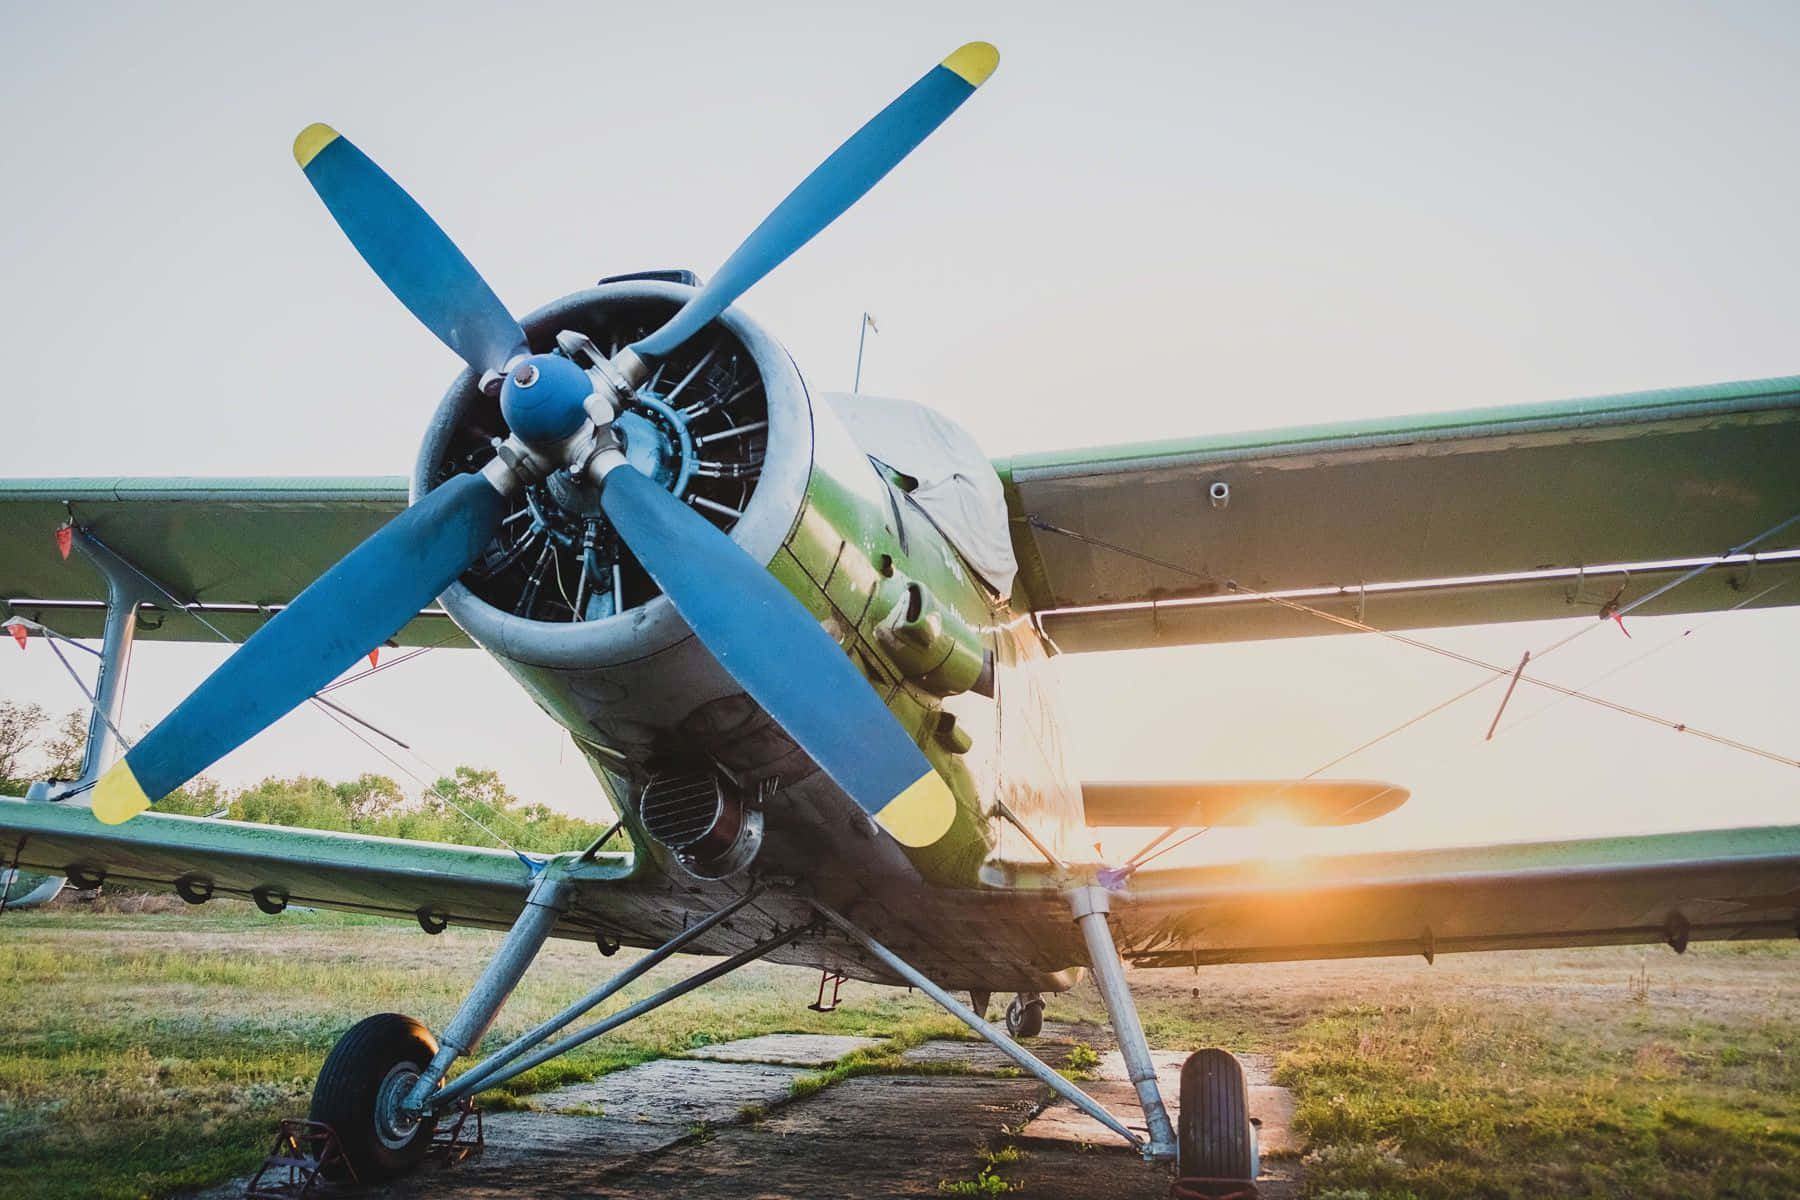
[373,1062,425,1150]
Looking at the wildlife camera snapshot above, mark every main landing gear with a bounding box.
[310,1014,440,1179]
[968,989,1047,1037]
[1176,1047,1260,1184]
[1004,991,1045,1038]
[307,871,1258,1186]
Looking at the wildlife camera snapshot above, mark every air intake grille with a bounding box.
[640,770,725,852]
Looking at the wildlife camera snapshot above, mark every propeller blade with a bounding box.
[599,467,956,848]
[294,124,528,375]
[629,42,999,363]
[93,473,508,823]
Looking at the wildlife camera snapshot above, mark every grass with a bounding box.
[938,1145,1024,1194]
[1092,944,1800,1198]
[1275,997,1800,1197]
[0,898,960,1200]
[3,900,1798,1198]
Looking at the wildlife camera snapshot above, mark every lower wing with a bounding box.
[0,797,687,948]
[1103,825,1800,965]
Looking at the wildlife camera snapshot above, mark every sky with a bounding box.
[0,1,1795,863]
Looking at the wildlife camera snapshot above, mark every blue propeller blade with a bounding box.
[630,42,999,363]
[599,467,956,847]
[295,124,529,375]
[94,473,508,823]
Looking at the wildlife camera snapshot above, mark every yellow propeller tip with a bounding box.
[874,770,958,848]
[942,42,1000,87]
[293,123,340,169]
[93,762,152,825]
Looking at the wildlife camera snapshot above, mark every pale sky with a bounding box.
[1,2,1795,863]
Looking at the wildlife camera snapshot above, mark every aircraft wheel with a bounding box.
[310,1013,440,1180]
[1177,1048,1258,1181]
[1005,992,1044,1039]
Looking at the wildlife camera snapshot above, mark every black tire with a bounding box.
[1005,994,1045,1039]
[310,1013,440,1180]
[1177,1048,1256,1180]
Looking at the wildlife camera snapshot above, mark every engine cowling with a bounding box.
[415,278,812,659]
[412,279,832,878]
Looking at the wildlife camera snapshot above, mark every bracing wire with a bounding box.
[68,530,537,856]
[1024,511,1800,873]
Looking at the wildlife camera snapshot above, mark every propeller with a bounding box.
[294,123,528,376]
[92,473,509,822]
[613,42,999,381]
[95,41,1000,852]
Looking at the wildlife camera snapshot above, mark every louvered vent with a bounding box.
[638,767,764,879]
[640,770,726,852]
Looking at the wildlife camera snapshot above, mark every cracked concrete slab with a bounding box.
[195,1032,1297,1199]
[680,1033,882,1067]
[897,1038,1085,1072]
[529,1057,807,1123]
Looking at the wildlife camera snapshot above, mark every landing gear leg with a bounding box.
[809,899,1151,1155]
[1069,885,1178,1163]
[309,870,574,1180]
[361,882,794,1175]
[401,870,576,1115]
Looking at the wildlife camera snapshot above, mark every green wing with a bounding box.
[0,796,686,943]
[1104,825,1800,965]
[0,476,468,646]
[998,374,1800,651]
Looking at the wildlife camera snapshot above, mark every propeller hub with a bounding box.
[500,353,594,447]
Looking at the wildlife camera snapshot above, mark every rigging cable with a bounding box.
[1023,512,1800,873]
[1134,579,1798,872]
[63,530,538,858]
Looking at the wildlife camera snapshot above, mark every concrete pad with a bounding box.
[898,1037,1084,1072]
[529,1057,805,1125]
[617,1074,1154,1200]
[201,1030,1300,1199]
[680,1033,882,1067]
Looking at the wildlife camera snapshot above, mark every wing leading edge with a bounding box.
[999,374,1800,651]
[1096,824,1800,966]
[0,796,642,938]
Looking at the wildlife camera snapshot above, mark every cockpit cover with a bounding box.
[827,394,1018,600]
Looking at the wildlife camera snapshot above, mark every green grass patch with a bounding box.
[1278,996,1800,1198]
[0,902,958,1200]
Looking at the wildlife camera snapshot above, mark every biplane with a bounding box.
[4,40,1798,1186]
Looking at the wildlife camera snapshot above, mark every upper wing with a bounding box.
[1100,825,1800,965]
[0,795,694,946]
[0,476,470,646]
[997,375,1800,652]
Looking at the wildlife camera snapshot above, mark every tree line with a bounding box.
[0,701,618,854]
